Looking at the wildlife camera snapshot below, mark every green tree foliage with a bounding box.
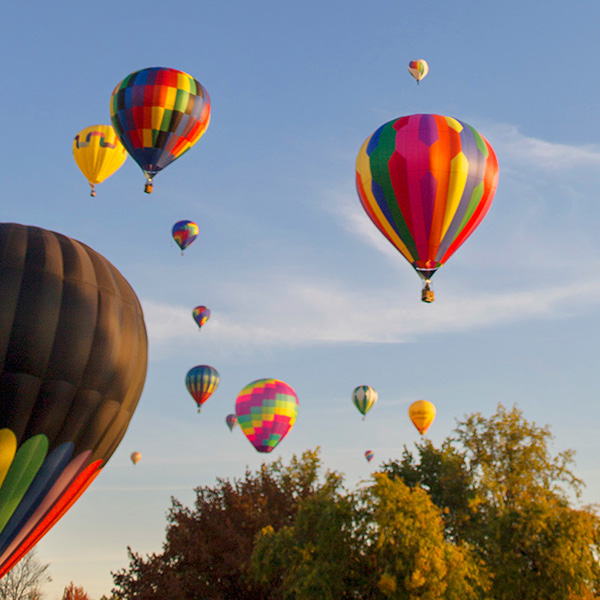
[112,449,336,600]
[113,405,600,600]
[383,404,600,599]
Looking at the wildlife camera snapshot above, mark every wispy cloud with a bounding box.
[142,277,600,352]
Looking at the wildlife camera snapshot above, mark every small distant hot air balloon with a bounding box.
[130,452,142,465]
[110,66,211,193]
[352,386,378,420]
[235,379,298,453]
[356,114,499,302]
[226,414,237,432]
[73,125,127,196]
[186,365,220,412]
[365,450,374,463]
[408,59,429,84]
[409,400,436,435]
[172,220,199,254]
[192,306,211,330]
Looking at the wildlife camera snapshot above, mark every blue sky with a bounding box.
[3,0,600,597]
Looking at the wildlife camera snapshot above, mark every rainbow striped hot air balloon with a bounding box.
[355,114,499,302]
[235,379,298,453]
[110,67,211,193]
[365,450,374,463]
[352,386,378,420]
[407,59,429,84]
[172,220,199,254]
[192,306,211,330]
[186,365,219,412]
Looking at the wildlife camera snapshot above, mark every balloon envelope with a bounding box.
[110,67,211,188]
[235,379,298,453]
[186,365,219,412]
[409,400,436,435]
[130,452,142,465]
[73,125,127,196]
[192,306,211,329]
[408,59,429,83]
[172,220,199,253]
[0,222,148,577]
[356,114,499,283]
[365,450,374,463]
[225,414,237,432]
[352,385,378,418]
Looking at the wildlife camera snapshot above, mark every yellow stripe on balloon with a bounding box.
[142,129,153,148]
[164,87,177,112]
[0,429,17,489]
[356,142,416,263]
[177,72,191,93]
[444,116,464,133]
[440,151,469,240]
[151,106,165,131]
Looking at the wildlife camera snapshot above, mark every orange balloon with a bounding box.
[408,400,436,435]
[130,452,142,465]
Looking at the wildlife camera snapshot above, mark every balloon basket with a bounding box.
[421,281,434,303]
[144,181,153,194]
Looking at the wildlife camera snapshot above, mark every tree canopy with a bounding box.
[112,405,600,600]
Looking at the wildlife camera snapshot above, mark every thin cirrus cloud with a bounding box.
[142,122,600,353]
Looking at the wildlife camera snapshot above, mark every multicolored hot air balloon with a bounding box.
[409,400,436,435]
[352,386,378,420]
[73,125,127,196]
[130,452,142,465]
[408,59,429,84]
[192,306,211,330]
[235,379,298,453]
[365,450,374,463]
[172,220,199,254]
[225,414,237,432]
[0,222,148,578]
[110,66,211,193]
[186,365,219,412]
[356,114,499,302]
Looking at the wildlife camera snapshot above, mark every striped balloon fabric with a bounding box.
[110,67,211,188]
[235,379,299,453]
[407,59,429,83]
[352,385,378,419]
[356,114,499,282]
[185,365,220,412]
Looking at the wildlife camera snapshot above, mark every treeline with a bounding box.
[111,405,600,599]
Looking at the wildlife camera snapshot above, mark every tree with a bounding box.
[62,583,92,600]
[0,550,51,600]
[112,449,338,600]
[383,404,600,599]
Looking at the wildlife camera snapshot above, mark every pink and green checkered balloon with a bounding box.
[235,379,298,453]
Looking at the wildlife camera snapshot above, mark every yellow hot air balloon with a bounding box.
[73,125,127,197]
[409,400,436,435]
[130,451,142,465]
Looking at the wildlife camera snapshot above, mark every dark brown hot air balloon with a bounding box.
[0,222,148,577]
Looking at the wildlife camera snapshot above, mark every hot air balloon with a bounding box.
[365,450,374,463]
[73,125,127,197]
[172,220,198,254]
[110,66,211,193]
[186,365,219,412]
[235,379,298,453]
[352,386,378,420]
[408,59,429,84]
[192,306,211,330]
[409,400,436,435]
[225,414,237,432]
[0,222,148,578]
[356,114,499,302]
[130,452,142,465]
